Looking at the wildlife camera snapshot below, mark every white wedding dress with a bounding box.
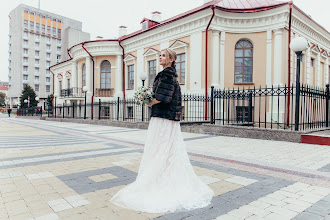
[110,117,214,213]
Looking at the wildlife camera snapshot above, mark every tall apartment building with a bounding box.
[7,4,90,107]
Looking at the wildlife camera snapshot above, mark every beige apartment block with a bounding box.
[49,0,330,119]
[7,4,90,108]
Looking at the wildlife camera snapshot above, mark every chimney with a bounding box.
[119,26,127,37]
[151,11,161,22]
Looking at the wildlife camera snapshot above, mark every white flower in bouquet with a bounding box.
[134,86,154,105]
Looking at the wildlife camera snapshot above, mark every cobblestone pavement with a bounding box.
[0,116,330,220]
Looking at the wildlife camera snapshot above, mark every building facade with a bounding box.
[50,0,330,118]
[8,4,90,108]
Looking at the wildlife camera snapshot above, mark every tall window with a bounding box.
[24,20,28,28]
[42,24,45,33]
[35,84,39,91]
[127,64,134,90]
[82,64,86,87]
[100,60,111,89]
[30,21,34,30]
[46,85,50,92]
[235,39,253,83]
[67,79,70,89]
[148,60,156,86]
[176,53,186,84]
[59,81,62,91]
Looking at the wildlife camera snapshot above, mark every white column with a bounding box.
[266,30,272,87]
[115,55,123,97]
[212,30,220,88]
[71,61,77,89]
[273,29,283,86]
[220,31,226,89]
[316,52,321,87]
[325,58,329,85]
[184,46,188,87]
[306,47,311,84]
[190,31,203,92]
[156,52,159,73]
[85,56,92,95]
[55,76,60,97]
[136,48,144,88]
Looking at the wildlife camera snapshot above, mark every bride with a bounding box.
[110,48,214,213]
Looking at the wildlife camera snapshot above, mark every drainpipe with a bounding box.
[118,40,126,100]
[49,67,55,106]
[287,1,293,126]
[205,6,215,120]
[82,43,95,120]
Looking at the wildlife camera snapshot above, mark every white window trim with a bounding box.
[143,48,159,86]
[169,40,189,87]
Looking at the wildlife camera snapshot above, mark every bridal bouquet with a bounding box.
[134,86,154,105]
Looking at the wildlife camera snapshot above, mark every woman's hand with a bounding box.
[147,99,160,107]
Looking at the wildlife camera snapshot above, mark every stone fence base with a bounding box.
[16,117,309,143]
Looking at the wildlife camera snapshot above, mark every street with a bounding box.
[0,115,329,220]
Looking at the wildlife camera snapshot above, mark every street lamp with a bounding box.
[54,93,58,118]
[139,72,147,86]
[83,86,88,119]
[139,72,148,122]
[290,37,308,131]
[35,96,39,105]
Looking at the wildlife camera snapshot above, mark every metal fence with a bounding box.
[17,106,43,116]
[18,84,330,131]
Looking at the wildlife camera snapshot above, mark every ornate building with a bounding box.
[50,0,330,118]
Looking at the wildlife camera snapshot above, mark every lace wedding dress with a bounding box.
[110,117,214,213]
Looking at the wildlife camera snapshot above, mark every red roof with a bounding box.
[216,0,286,10]
[0,86,8,91]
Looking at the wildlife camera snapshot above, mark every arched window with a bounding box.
[100,60,111,89]
[235,39,253,83]
[82,63,86,87]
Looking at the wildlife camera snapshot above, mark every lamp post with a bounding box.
[139,72,148,122]
[54,93,58,118]
[35,96,39,105]
[290,37,308,131]
[83,86,88,119]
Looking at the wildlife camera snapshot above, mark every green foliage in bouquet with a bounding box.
[134,86,154,105]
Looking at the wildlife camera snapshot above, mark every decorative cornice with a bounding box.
[143,48,159,57]
[169,40,189,50]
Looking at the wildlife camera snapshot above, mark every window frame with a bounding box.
[234,39,254,84]
[148,60,156,86]
[127,64,134,90]
[176,53,186,85]
[100,60,111,89]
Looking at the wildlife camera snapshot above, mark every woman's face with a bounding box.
[159,51,173,67]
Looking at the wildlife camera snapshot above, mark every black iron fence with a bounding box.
[17,106,43,116]
[18,84,330,131]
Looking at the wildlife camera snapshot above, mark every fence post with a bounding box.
[99,99,101,120]
[326,84,329,127]
[294,51,302,131]
[41,106,43,117]
[63,102,65,118]
[248,92,253,123]
[117,97,120,121]
[73,102,75,118]
[210,86,214,124]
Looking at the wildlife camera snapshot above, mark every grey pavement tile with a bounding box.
[0,149,141,170]
[57,166,137,194]
[294,211,324,220]
[318,164,330,172]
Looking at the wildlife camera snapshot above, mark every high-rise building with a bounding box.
[8,4,90,107]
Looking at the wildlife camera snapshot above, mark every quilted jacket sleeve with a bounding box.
[154,75,175,104]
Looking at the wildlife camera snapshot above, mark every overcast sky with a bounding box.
[1,0,329,82]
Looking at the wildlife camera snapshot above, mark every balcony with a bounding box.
[23,79,29,83]
[60,88,83,97]
[23,35,28,40]
[34,80,40,84]
[95,88,115,97]
[35,38,40,42]
[35,64,40,68]
[46,57,51,61]
[23,44,29,49]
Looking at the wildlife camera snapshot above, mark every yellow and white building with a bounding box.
[50,0,330,113]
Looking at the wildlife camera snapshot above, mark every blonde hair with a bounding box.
[161,48,177,68]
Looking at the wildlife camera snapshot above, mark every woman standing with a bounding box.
[110,48,214,213]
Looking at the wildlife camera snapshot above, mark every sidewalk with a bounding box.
[0,118,329,220]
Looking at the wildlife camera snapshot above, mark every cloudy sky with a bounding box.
[1,0,329,82]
